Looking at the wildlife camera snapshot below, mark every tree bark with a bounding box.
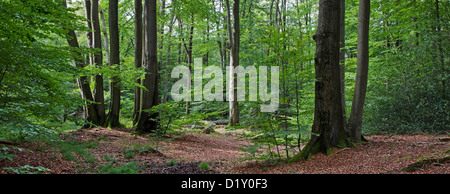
[292,0,347,161]
[107,0,121,127]
[339,0,346,124]
[100,10,110,65]
[226,0,240,126]
[163,13,175,103]
[133,0,143,124]
[135,0,159,133]
[348,0,370,141]
[63,0,99,127]
[84,0,93,66]
[91,0,106,125]
[179,15,194,115]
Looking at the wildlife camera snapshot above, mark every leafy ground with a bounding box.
[0,126,448,174]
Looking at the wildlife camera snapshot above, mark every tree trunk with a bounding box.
[107,0,121,128]
[135,0,159,133]
[133,0,143,124]
[100,10,110,66]
[63,0,99,127]
[179,15,194,115]
[91,0,106,125]
[292,0,347,161]
[339,0,346,124]
[226,0,240,126]
[84,0,93,66]
[163,13,175,103]
[348,0,370,141]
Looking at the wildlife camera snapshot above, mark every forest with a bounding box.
[0,0,448,175]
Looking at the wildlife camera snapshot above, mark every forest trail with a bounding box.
[0,128,448,174]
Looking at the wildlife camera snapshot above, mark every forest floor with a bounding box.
[0,126,448,174]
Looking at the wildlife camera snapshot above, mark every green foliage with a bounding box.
[166,159,179,166]
[361,0,450,134]
[97,162,140,174]
[198,162,210,171]
[4,165,51,174]
[51,140,98,163]
[0,0,88,141]
[123,143,158,159]
[0,147,16,161]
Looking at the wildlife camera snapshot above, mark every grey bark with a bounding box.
[348,0,370,141]
[135,0,160,133]
[133,0,143,124]
[226,0,240,126]
[63,0,99,127]
[91,0,106,125]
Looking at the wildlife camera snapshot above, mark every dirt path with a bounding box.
[0,128,448,174]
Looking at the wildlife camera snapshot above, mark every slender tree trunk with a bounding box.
[292,0,347,161]
[84,0,93,67]
[135,0,159,133]
[179,15,194,114]
[133,0,143,124]
[100,10,110,65]
[107,0,121,127]
[91,0,106,125]
[226,0,240,126]
[163,13,175,103]
[63,0,99,127]
[348,0,370,141]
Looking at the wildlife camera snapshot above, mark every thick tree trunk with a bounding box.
[292,0,347,161]
[91,0,106,125]
[348,0,370,141]
[339,0,346,124]
[135,0,159,133]
[133,0,143,124]
[107,0,121,127]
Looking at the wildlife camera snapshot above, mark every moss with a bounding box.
[326,148,335,155]
[402,156,450,172]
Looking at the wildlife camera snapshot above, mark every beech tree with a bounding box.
[135,0,160,133]
[348,0,370,141]
[292,0,348,160]
[226,0,240,126]
[133,0,143,124]
[91,0,106,126]
[107,0,121,128]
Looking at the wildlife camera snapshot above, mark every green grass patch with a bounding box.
[198,162,210,171]
[97,162,140,174]
[52,140,98,163]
